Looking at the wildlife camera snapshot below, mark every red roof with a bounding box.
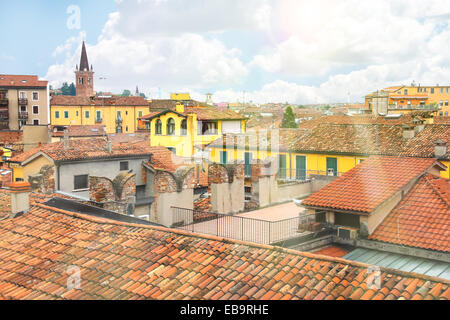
[9,138,155,163]
[302,156,440,214]
[51,95,149,106]
[0,202,448,300]
[0,131,22,145]
[51,125,106,137]
[369,174,450,252]
[0,75,48,88]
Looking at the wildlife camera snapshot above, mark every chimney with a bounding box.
[402,124,415,139]
[106,140,112,153]
[434,139,447,159]
[64,129,69,149]
[9,182,31,218]
[176,103,185,113]
[412,117,425,134]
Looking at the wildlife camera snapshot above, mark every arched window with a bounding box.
[181,119,187,136]
[167,118,175,135]
[155,119,162,135]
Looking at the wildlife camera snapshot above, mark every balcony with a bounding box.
[0,98,8,106]
[95,118,103,123]
[18,111,28,120]
[18,98,28,105]
[0,110,9,121]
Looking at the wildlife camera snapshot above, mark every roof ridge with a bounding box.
[33,202,450,285]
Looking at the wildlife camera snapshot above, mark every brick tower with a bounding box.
[75,41,94,97]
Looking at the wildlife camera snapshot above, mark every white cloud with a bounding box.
[45,0,450,103]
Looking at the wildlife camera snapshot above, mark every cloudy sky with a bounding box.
[1,0,450,104]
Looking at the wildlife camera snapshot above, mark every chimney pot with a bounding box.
[434,140,447,158]
[9,182,31,218]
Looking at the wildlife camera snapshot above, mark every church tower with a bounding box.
[75,41,94,97]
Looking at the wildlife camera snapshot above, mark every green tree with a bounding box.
[122,89,131,97]
[68,82,76,96]
[60,82,70,95]
[281,106,298,128]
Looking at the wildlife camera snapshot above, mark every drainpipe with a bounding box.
[57,163,61,191]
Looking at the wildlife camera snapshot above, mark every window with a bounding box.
[199,121,218,135]
[167,118,175,135]
[55,111,60,119]
[431,88,435,94]
[445,100,449,106]
[32,92,38,101]
[85,110,90,118]
[120,161,129,171]
[19,91,26,99]
[88,78,91,85]
[440,101,443,107]
[20,105,26,112]
[126,125,128,132]
[155,119,162,135]
[316,211,326,223]
[78,77,83,85]
[125,111,128,115]
[446,112,449,117]
[64,111,69,118]
[181,119,187,136]
[32,106,39,114]
[334,212,360,229]
[439,111,443,116]
[76,111,79,117]
[33,119,39,125]
[74,175,89,190]
[441,88,444,94]
[220,151,228,164]
[117,111,122,121]
[96,111,101,121]
[446,88,449,94]
[404,89,408,95]
[138,111,143,118]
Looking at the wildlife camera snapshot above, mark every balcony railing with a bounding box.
[95,118,103,123]
[137,126,151,131]
[18,98,28,105]
[172,206,322,244]
[0,110,9,121]
[0,98,8,106]
[18,111,28,120]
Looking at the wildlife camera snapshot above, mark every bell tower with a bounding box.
[75,41,94,97]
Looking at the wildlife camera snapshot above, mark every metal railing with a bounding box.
[18,111,28,119]
[18,98,28,105]
[277,168,342,181]
[0,110,9,120]
[172,206,320,244]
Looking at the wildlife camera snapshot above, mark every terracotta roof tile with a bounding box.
[370,174,450,252]
[0,200,448,300]
[0,75,47,88]
[302,156,439,213]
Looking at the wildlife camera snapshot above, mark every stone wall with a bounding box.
[152,167,195,227]
[89,172,136,216]
[28,165,55,195]
[209,163,245,214]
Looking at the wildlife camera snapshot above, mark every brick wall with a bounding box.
[28,165,55,195]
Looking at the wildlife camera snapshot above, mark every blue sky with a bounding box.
[1,0,449,104]
[0,0,115,75]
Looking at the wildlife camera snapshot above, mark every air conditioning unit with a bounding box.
[337,227,358,240]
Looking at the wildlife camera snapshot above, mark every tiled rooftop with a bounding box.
[402,125,450,159]
[9,138,155,163]
[302,156,440,214]
[51,95,149,106]
[369,174,450,252]
[51,125,106,137]
[0,75,48,88]
[0,131,22,145]
[0,202,448,300]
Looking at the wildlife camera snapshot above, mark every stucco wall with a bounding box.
[59,157,147,198]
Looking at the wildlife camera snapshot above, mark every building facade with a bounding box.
[365,84,450,116]
[0,75,49,130]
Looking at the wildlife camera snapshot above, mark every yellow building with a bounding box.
[365,84,450,117]
[50,95,149,134]
[138,103,246,158]
[207,122,450,180]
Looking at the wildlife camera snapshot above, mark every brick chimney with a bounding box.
[402,124,415,139]
[64,129,69,149]
[9,182,31,218]
[434,139,447,159]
